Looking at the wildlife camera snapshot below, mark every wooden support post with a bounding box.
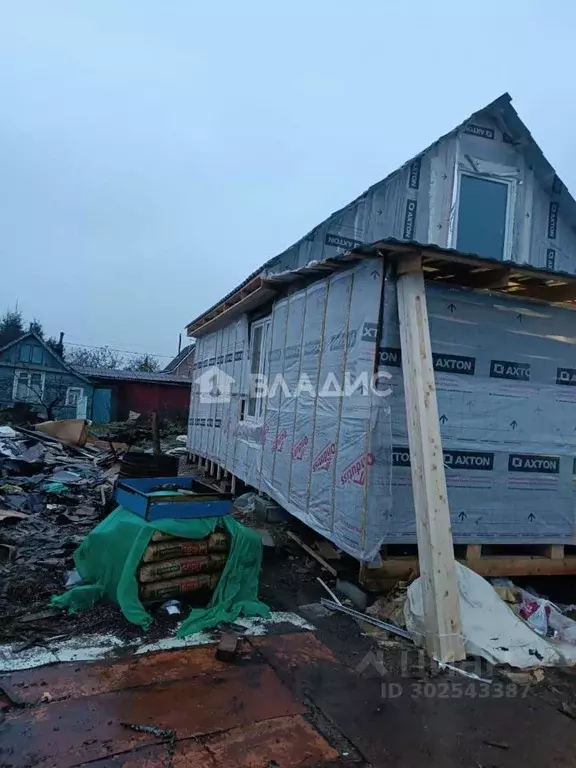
[208,460,214,476]
[230,475,237,494]
[216,464,222,481]
[397,253,465,662]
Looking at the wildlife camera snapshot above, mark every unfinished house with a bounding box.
[186,93,576,577]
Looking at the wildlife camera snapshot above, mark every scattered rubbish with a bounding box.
[65,570,84,588]
[314,540,342,561]
[559,702,576,721]
[0,421,125,635]
[233,492,258,512]
[501,668,544,685]
[365,584,408,630]
[436,660,492,684]
[121,722,176,742]
[36,418,89,446]
[317,577,342,605]
[299,602,333,620]
[336,579,368,610]
[483,740,509,750]
[0,544,17,563]
[42,482,69,495]
[0,510,28,523]
[320,598,411,640]
[406,564,576,668]
[160,599,181,616]
[286,531,338,577]
[255,528,276,548]
[215,631,239,662]
[175,435,188,444]
[40,691,53,703]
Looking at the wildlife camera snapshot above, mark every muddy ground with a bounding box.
[3,467,576,765]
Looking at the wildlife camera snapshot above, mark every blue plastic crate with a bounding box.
[115,476,234,522]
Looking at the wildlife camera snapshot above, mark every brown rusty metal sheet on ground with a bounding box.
[251,631,339,667]
[1,646,242,705]
[0,664,304,768]
[173,714,340,767]
[75,743,182,768]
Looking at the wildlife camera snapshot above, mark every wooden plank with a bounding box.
[285,531,338,577]
[396,253,465,662]
[360,554,576,584]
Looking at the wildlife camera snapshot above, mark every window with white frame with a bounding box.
[12,370,45,403]
[66,387,84,407]
[452,163,516,262]
[244,316,271,421]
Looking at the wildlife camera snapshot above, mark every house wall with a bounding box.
[111,381,190,421]
[262,108,576,278]
[172,352,195,378]
[0,337,93,420]
[189,259,576,559]
[189,260,392,561]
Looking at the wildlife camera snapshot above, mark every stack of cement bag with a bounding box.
[138,530,229,603]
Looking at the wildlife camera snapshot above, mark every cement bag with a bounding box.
[404,563,576,668]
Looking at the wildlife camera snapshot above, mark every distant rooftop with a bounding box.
[77,367,191,385]
[163,343,195,374]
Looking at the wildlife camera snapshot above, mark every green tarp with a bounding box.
[51,507,270,636]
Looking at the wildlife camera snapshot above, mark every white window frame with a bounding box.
[12,370,46,403]
[242,316,271,423]
[66,386,84,407]
[449,157,518,262]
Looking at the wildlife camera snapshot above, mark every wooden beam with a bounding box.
[396,253,465,662]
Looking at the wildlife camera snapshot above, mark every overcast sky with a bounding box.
[1,1,575,363]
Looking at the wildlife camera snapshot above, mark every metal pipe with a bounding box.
[320,598,411,640]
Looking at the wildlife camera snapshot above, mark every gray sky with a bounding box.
[1,1,575,363]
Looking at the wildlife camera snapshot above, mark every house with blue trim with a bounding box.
[0,332,93,420]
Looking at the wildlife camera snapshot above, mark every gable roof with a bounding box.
[163,343,195,373]
[0,332,92,384]
[186,92,576,334]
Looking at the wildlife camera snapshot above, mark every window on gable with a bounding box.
[242,316,270,421]
[31,346,43,364]
[456,174,511,261]
[66,387,84,407]
[19,344,32,363]
[12,370,45,403]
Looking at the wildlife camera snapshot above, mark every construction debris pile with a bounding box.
[0,423,122,640]
[138,530,229,603]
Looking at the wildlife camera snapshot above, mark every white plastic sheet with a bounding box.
[405,563,576,668]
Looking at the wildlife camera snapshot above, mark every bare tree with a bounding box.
[14,369,70,421]
[124,354,161,372]
[65,345,125,370]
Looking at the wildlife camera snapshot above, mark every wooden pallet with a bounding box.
[360,543,576,590]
